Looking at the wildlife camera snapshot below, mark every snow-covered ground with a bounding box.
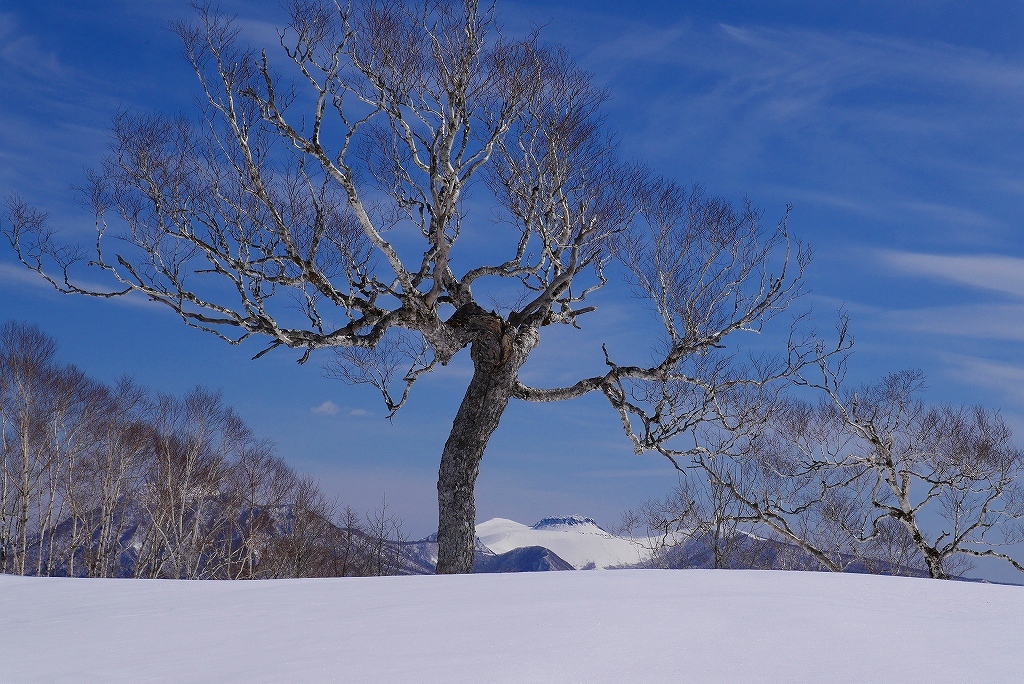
[475,515,648,569]
[3,570,1022,683]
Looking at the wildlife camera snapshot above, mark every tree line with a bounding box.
[4,318,1022,581]
[0,321,407,579]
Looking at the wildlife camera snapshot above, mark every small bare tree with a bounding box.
[624,387,865,574]
[60,378,152,578]
[2,0,832,573]
[133,389,253,579]
[0,322,58,575]
[262,476,337,578]
[0,322,100,576]
[362,496,407,576]
[331,504,367,577]
[622,469,764,570]
[222,446,298,579]
[702,365,1024,579]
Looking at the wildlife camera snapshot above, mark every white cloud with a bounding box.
[235,17,286,47]
[878,303,1024,343]
[0,261,50,289]
[710,24,1024,101]
[311,401,339,416]
[349,408,372,417]
[900,202,998,230]
[777,187,878,215]
[0,261,165,310]
[594,19,1024,125]
[0,14,69,81]
[574,13,1024,203]
[878,251,1024,299]
[939,354,1024,409]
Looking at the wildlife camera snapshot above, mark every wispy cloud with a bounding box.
[556,12,1024,245]
[776,187,879,216]
[0,12,80,90]
[234,17,287,47]
[718,23,1024,91]
[311,400,339,416]
[878,251,1024,298]
[862,250,1024,342]
[0,34,68,81]
[876,303,1024,343]
[0,261,50,289]
[900,202,999,231]
[0,14,127,208]
[0,261,163,310]
[590,19,1024,126]
[940,354,1024,406]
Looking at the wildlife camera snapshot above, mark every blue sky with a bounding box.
[4,0,1024,570]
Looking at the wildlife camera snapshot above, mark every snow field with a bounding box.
[2,569,1023,683]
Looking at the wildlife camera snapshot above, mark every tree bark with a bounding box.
[435,312,535,574]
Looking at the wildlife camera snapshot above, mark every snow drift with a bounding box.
[2,569,1022,683]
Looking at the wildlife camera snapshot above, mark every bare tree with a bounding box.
[262,476,336,578]
[0,321,59,575]
[2,0,831,573]
[132,389,254,579]
[621,392,864,574]
[82,379,156,577]
[691,393,867,573]
[222,445,298,579]
[857,515,927,576]
[621,471,760,570]
[0,322,100,576]
[362,496,407,576]
[820,371,1024,579]
[52,378,114,577]
[331,504,368,577]
[693,365,1024,579]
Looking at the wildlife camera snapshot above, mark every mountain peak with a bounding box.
[531,515,604,532]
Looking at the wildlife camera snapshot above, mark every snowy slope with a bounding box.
[2,570,1023,683]
[475,516,648,569]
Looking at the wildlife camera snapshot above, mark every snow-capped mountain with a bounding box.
[530,515,604,531]
[475,516,649,570]
[400,515,651,572]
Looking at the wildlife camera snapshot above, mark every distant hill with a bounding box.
[402,515,934,576]
[27,507,932,577]
[473,546,574,572]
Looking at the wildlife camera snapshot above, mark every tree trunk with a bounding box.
[920,544,947,579]
[435,314,535,574]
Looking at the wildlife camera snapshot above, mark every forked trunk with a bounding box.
[435,316,534,574]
